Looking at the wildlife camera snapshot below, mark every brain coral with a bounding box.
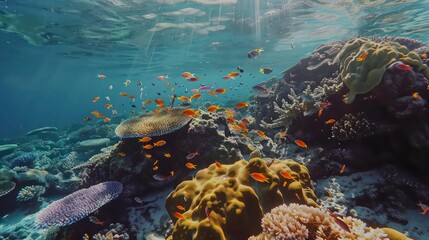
[115,108,192,138]
[35,181,123,228]
[249,203,391,240]
[335,38,429,104]
[165,158,317,240]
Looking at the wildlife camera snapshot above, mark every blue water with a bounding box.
[2,0,429,138]
[2,1,429,239]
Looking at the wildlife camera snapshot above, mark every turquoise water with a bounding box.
[2,0,429,239]
[1,0,427,138]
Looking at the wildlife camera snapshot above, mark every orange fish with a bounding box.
[295,193,301,201]
[325,119,336,124]
[153,109,161,113]
[241,118,251,125]
[208,91,217,97]
[225,109,235,118]
[178,96,190,101]
[153,166,159,170]
[104,104,112,109]
[215,161,224,169]
[103,117,111,123]
[230,125,242,131]
[235,102,248,108]
[183,109,199,118]
[119,92,128,96]
[318,109,323,117]
[154,99,165,105]
[241,133,248,139]
[154,140,167,147]
[139,137,152,143]
[170,170,175,176]
[295,140,308,149]
[250,172,269,183]
[279,131,286,137]
[143,100,151,105]
[228,72,240,77]
[190,93,202,99]
[164,153,171,158]
[128,95,135,99]
[340,164,345,174]
[412,92,421,100]
[172,211,185,219]
[91,111,104,118]
[188,77,199,82]
[145,154,152,158]
[257,130,266,138]
[319,101,331,109]
[280,171,293,180]
[207,105,219,112]
[92,96,100,103]
[176,205,186,211]
[356,52,368,62]
[181,72,194,79]
[215,88,226,94]
[166,82,170,87]
[186,162,197,169]
[97,74,106,79]
[226,117,235,124]
[143,144,153,149]
[130,110,135,115]
[238,123,249,132]
[223,75,235,80]
[118,152,126,157]
[153,160,158,165]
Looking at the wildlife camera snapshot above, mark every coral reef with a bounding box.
[16,185,46,201]
[249,203,397,240]
[165,158,317,240]
[334,37,429,103]
[35,181,123,228]
[115,108,192,138]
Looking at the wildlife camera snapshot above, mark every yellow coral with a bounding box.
[381,228,412,240]
[165,158,317,240]
[336,38,429,104]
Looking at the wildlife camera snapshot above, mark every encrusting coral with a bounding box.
[248,203,408,240]
[165,157,317,240]
[115,108,192,138]
[334,37,429,104]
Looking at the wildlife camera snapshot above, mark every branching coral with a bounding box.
[260,83,342,129]
[331,113,375,141]
[249,203,389,240]
[16,185,45,201]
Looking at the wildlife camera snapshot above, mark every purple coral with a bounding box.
[35,181,123,228]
